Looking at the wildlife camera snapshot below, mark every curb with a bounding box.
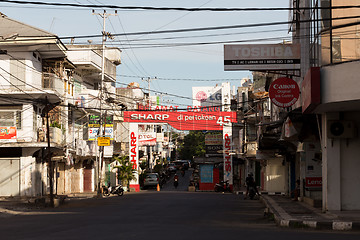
[261,195,360,231]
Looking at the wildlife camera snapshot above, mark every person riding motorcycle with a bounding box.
[174,174,179,188]
[245,173,259,199]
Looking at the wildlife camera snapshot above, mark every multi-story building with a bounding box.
[0,14,122,197]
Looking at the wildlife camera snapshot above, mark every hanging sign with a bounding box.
[269,77,300,108]
[123,111,236,131]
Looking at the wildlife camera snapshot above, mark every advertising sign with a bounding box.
[269,77,300,108]
[200,165,214,183]
[302,67,321,114]
[205,133,223,145]
[0,127,17,142]
[223,125,233,185]
[305,177,322,188]
[205,145,223,155]
[123,111,236,131]
[88,127,113,141]
[97,137,110,146]
[224,44,301,71]
[192,86,222,107]
[129,123,140,192]
[139,132,157,146]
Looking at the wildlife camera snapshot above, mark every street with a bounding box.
[0,187,359,240]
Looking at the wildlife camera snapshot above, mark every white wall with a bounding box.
[265,158,287,193]
[322,111,360,210]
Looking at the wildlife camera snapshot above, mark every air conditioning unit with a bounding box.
[327,120,356,139]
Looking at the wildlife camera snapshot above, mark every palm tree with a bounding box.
[113,155,137,191]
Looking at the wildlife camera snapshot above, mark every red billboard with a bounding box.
[123,111,237,131]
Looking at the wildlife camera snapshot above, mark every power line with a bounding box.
[1,1,360,11]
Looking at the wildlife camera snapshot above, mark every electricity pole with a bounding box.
[92,10,117,197]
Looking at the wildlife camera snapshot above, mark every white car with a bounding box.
[143,173,159,189]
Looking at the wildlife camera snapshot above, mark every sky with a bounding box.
[0,0,291,107]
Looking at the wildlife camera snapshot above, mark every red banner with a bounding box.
[123,111,237,130]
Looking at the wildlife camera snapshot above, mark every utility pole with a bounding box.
[92,10,117,197]
[142,77,157,107]
[45,97,54,207]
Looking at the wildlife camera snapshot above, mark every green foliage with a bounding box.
[153,164,163,174]
[178,131,206,160]
[113,155,137,188]
[50,121,62,129]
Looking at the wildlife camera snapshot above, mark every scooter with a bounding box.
[102,184,124,196]
[214,180,231,192]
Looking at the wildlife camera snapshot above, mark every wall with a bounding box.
[340,111,360,210]
[264,158,287,193]
[322,111,360,210]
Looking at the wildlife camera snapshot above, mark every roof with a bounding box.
[0,12,67,59]
[0,12,56,39]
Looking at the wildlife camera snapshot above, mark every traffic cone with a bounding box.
[157,184,160,192]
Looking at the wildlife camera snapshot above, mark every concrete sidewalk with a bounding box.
[261,194,360,231]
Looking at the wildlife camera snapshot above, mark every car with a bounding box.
[167,163,177,173]
[143,173,159,189]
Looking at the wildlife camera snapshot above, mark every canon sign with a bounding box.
[269,77,299,108]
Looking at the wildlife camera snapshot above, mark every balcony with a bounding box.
[42,73,64,94]
[66,46,117,81]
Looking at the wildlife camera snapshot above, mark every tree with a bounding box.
[178,131,206,160]
[113,155,137,190]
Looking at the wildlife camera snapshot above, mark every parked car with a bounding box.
[143,173,159,189]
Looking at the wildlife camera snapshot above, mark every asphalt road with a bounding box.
[0,173,359,239]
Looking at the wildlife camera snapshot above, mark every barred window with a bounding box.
[0,111,22,129]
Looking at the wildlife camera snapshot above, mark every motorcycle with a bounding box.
[174,178,179,189]
[102,184,124,196]
[214,180,231,192]
[248,185,256,200]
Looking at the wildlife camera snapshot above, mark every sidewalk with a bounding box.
[0,192,115,217]
[261,194,360,231]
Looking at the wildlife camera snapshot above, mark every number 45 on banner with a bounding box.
[216,116,231,126]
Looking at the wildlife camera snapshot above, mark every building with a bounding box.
[0,14,122,197]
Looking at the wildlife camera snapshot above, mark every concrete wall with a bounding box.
[322,111,360,210]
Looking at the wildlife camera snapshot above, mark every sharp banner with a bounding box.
[123,110,237,131]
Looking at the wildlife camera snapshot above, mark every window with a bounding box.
[0,111,22,129]
[10,59,25,89]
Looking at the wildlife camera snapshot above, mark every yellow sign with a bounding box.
[97,137,111,146]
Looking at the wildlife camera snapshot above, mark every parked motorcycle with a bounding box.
[214,180,231,192]
[102,184,124,196]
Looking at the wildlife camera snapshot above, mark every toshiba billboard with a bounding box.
[224,44,301,71]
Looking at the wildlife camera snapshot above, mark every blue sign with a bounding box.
[200,165,213,183]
